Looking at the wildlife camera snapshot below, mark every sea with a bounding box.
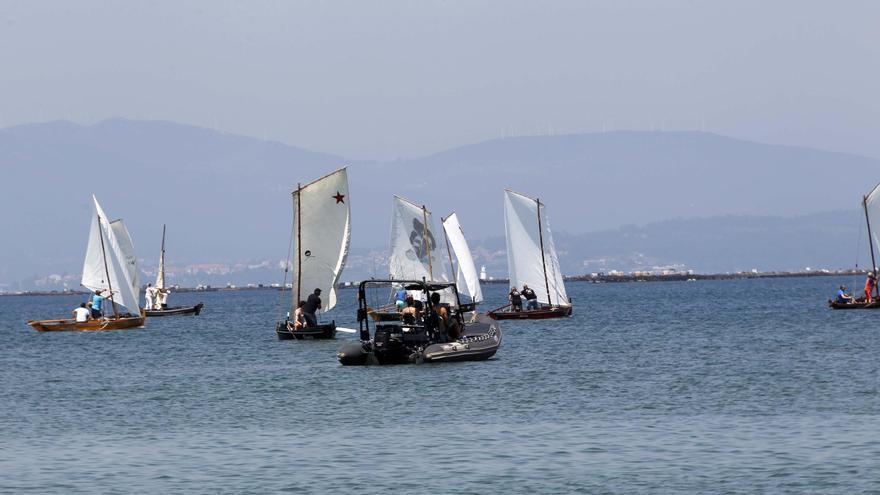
[2,275,880,494]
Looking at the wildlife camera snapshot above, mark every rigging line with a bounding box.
[278,200,296,318]
[855,209,864,269]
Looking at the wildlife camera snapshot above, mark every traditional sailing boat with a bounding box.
[441,212,483,313]
[144,225,204,317]
[830,184,880,309]
[28,196,146,331]
[488,189,572,320]
[275,168,351,339]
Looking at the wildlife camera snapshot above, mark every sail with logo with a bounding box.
[275,167,351,339]
[487,189,572,320]
[28,195,146,331]
[389,195,449,282]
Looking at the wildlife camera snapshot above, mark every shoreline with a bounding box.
[1,269,868,297]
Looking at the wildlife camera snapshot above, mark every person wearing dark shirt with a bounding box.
[509,287,522,312]
[303,288,322,327]
[521,284,538,310]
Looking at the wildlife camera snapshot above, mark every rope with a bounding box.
[855,210,864,269]
[277,212,296,319]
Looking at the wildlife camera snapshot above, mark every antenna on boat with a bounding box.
[536,198,552,307]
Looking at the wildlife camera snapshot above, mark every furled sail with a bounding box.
[442,213,483,303]
[81,196,141,315]
[389,196,448,282]
[291,168,351,313]
[155,225,166,289]
[503,189,569,307]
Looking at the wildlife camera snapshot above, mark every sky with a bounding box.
[1,1,879,160]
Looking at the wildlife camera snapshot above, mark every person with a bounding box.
[145,283,156,310]
[401,296,419,324]
[521,284,538,310]
[303,288,322,327]
[73,302,91,323]
[508,287,522,312]
[395,286,407,312]
[836,285,854,304]
[430,291,460,341]
[90,290,107,318]
[156,287,170,309]
[865,273,876,304]
[292,300,307,330]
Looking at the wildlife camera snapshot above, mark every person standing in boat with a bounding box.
[394,285,407,312]
[145,283,157,310]
[865,273,877,303]
[521,284,538,310]
[303,288,322,327]
[156,287,170,309]
[90,289,108,318]
[508,287,523,312]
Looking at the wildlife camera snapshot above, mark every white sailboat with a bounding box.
[28,195,146,331]
[488,189,572,320]
[441,212,483,310]
[144,225,204,316]
[276,168,351,339]
[830,183,880,309]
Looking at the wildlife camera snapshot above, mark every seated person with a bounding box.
[292,300,307,329]
[401,296,419,324]
[836,285,854,303]
[73,302,91,323]
[429,292,462,340]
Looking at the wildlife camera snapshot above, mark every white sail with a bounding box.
[291,168,351,312]
[110,219,140,306]
[865,183,880,263]
[81,196,141,315]
[442,213,483,303]
[155,226,166,289]
[503,189,569,306]
[389,195,448,282]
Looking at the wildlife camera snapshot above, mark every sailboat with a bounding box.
[441,212,483,314]
[488,189,572,320]
[144,225,204,317]
[275,168,351,339]
[27,196,146,331]
[829,184,880,309]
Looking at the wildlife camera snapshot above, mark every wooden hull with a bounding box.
[487,305,572,320]
[145,303,204,317]
[27,314,146,332]
[275,320,336,340]
[828,299,880,310]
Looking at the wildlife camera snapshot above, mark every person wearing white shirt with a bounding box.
[156,288,170,309]
[73,303,91,323]
[145,283,157,310]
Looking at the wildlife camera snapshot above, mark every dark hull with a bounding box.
[828,299,880,310]
[338,314,501,365]
[276,320,336,340]
[145,303,204,317]
[488,305,572,320]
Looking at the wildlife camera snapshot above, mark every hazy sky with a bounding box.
[2,1,879,160]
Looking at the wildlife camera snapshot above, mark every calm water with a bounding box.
[2,277,880,493]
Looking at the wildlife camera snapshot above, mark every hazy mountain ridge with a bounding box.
[1,118,877,287]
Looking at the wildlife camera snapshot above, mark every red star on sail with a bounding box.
[333,191,345,204]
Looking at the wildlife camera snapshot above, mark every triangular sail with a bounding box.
[442,213,483,303]
[155,225,166,289]
[503,190,569,307]
[389,196,449,282]
[110,219,140,306]
[291,168,351,313]
[81,196,141,315]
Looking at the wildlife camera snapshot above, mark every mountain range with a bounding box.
[1,118,877,289]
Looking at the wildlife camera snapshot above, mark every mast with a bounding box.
[536,198,552,306]
[158,224,166,289]
[295,183,303,306]
[422,205,433,280]
[96,212,119,318]
[864,195,878,296]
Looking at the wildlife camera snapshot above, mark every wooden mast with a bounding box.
[159,224,166,288]
[422,205,433,280]
[295,183,303,306]
[96,212,119,318]
[864,195,878,297]
[536,198,552,307]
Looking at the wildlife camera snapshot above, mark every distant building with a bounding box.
[480,266,487,281]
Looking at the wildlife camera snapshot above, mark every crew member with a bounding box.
[509,287,522,312]
[91,289,107,318]
[303,288,322,327]
[522,284,538,310]
[73,302,91,323]
[866,273,876,304]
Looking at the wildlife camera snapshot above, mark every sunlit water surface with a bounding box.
[2,277,880,493]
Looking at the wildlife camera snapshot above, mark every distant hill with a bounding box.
[1,119,878,287]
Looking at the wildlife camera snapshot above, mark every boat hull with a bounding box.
[487,305,572,320]
[27,314,146,332]
[145,303,204,317]
[828,299,880,310]
[276,320,336,340]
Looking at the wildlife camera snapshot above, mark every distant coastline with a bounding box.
[1,269,867,297]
